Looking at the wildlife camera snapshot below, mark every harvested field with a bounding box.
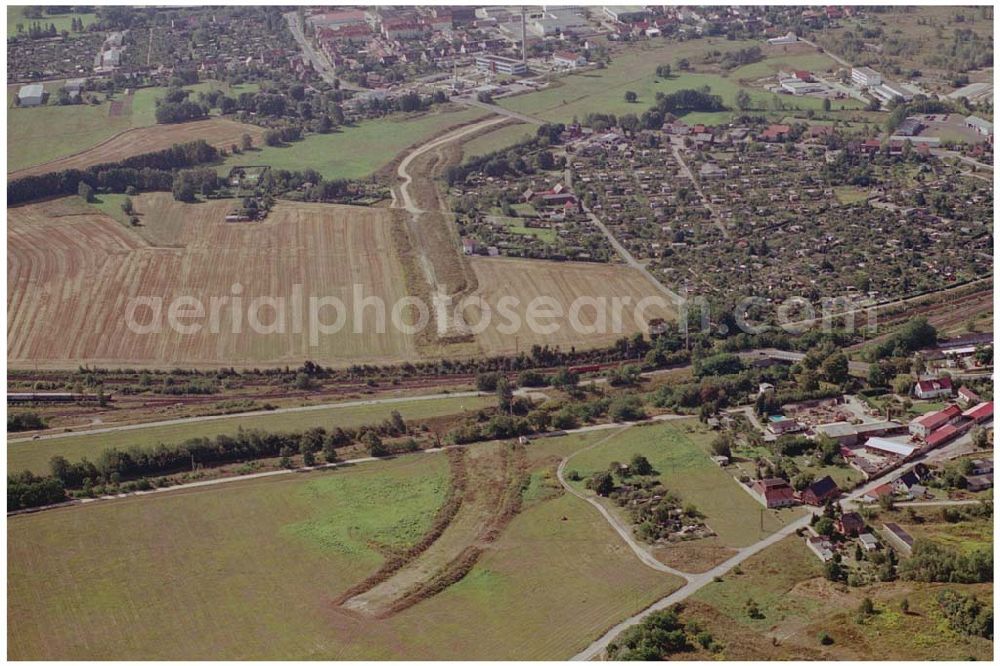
[8,118,266,180]
[468,257,673,354]
[7,194,418,369]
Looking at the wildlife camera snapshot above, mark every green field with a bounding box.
[8,429,683,659]
[461,122,535,161]
[500,41,862,126]
[8,394,494,475]
[7,6,97,36]
[564,419,806,547]
[221,106,488,180]
[7,81,259,172]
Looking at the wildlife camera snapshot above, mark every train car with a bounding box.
[7,392,105,404]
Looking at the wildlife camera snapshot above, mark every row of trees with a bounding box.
[8,140,220,205]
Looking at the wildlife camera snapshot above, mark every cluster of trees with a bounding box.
[9,140,220,205]
[716,45,763,70]
[652,88,727,115]
[605,608,708,659]
[8,472,67,511]
[172,167,221,202]
[263,126,303,146]
[863,317,937,362]
[155,100,209,124]
[7,411,46,432]
[899,540,992,584]
[937,589,993,639]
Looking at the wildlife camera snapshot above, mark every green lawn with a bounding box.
[461,122,535,161]
[7,7,97,36]
[499,41,862,125]
[222,106,488,180]
[8,394,494,474]
[564,419,806,547]
[692,536,825,631]
[8,428,683,659]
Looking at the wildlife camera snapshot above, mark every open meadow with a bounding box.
[221,105,488,181]
[7,81,258,172]
[500,39,861,126]
[8,393,494,475]
[7,194,420,370]
[8,429,683,659]
[467,257,673,355]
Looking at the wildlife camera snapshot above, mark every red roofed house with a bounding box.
[751,478,798,508]
[860,138,882,154]
[914,376,953,400]
[553,51,587,68]
[760,124,792,142]
[963,401,993,424]
[957,386,981,407]
[793,70,814,82]
[925,423,962,449]
[909,404,961,438]
[862,483,893,503]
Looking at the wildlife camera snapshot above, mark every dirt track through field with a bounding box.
[8,118,266,180]
[340,440,527,617]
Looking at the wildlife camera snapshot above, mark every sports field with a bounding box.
[8,430,683,659]
[7,194,420,370]
[8,394,494,475]
[468,257,673,355]
[9,118,266,180]
[564,419,806,548]
[500,40,861,125]
[221,106,489,180]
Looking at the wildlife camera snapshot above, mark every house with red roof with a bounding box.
[800,475,840,506]
[958,386,981,406]
[862,483,893,503]
[836,511,866,536]
[909,404,961,438]
[760,124,792,142]
[751,478,798,508]
[914,376,953,400]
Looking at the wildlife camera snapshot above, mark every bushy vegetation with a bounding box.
[937,589,993,639]
[898,540,992,584]
[7,411,47,432]
[8,471,67,511]
[606,607,709,659]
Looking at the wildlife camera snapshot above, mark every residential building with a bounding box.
[552,51,587,68]
[851,66,882,88]
[957,386,981,406]
[861,483,893,504]
[914,376,953,399]
[800,475,840,506]
[768,417,803,436]
[751,478,798,508]
[806,535,835,561]
[836,511,866,537]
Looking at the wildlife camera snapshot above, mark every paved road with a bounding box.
[457,97,545,125]
[8,391,488,444]
[670,143,729,239]
[284,11,362,91]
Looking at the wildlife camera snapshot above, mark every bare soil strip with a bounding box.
[340,441,528,617]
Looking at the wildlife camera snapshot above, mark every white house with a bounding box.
[552,51,586,69]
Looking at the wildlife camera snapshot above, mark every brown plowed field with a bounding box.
[468,257,674,354]
[7,194,418,369]
[7,118,266,180]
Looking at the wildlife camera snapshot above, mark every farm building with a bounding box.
[815,420,905,446]
[966,115,993,136]
[966,475,993,492]
[881,522,914,556]
[958,386,981,406]
[962,401,993,424]
[913,376,953,399]
[767,416,803,436]
[909,404,961,438]
[800,475,840,506]
[851,66,882,88]
[863,437,918,460]
[767,31,798,45]
[751,478,797,508]
[17,84,44,107]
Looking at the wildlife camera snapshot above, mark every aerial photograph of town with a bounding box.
[4,2,995,661]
